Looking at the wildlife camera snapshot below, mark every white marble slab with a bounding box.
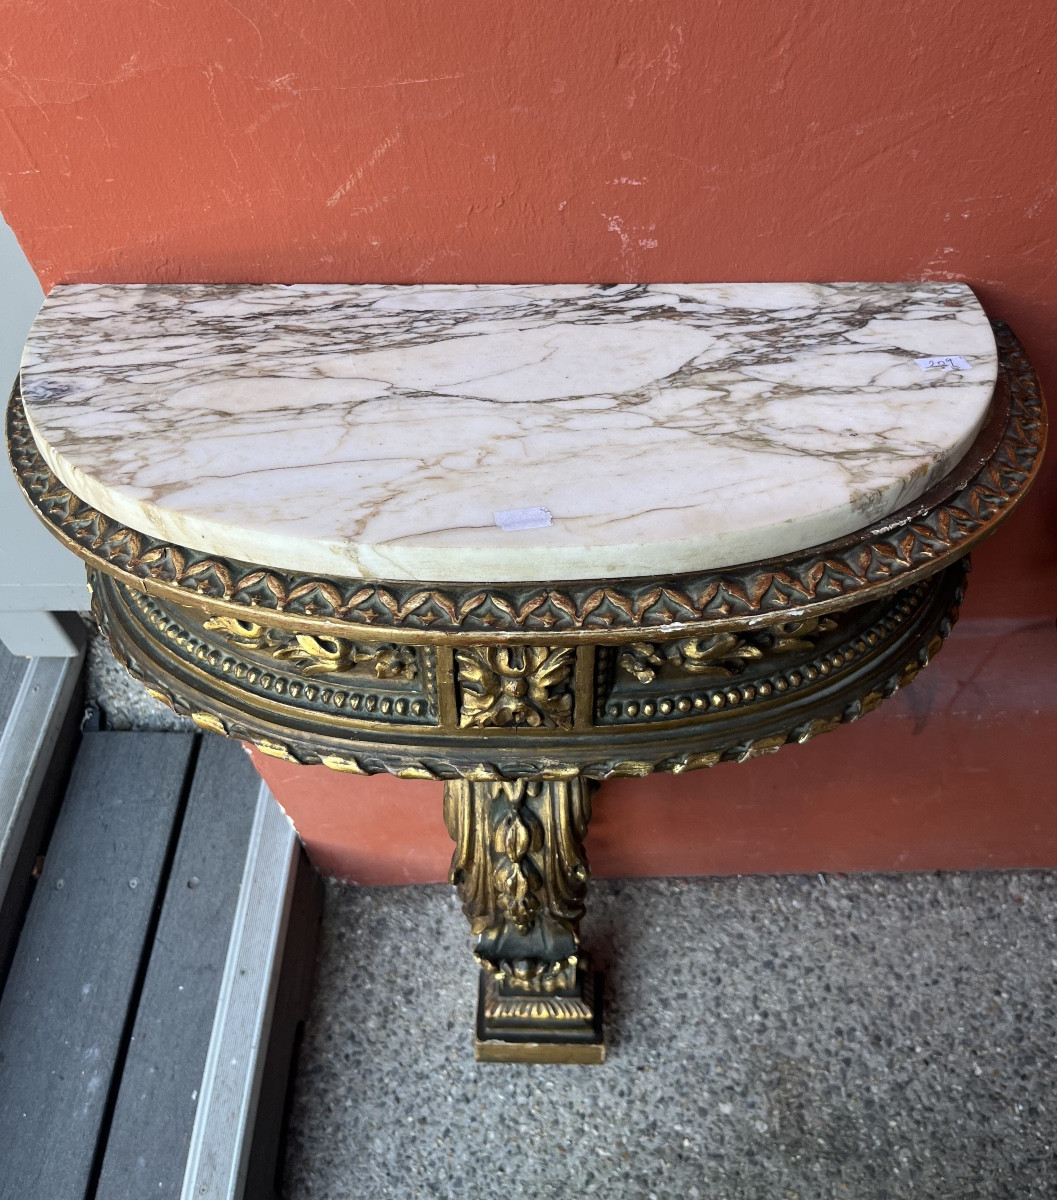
[19,282,997,584]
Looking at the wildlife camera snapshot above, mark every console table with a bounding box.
[9,282,1044,1063]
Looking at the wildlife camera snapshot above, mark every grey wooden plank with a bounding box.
[0,731,195,1200]
[95,736,263,1200]
[180,788,301,1200]
[0,652,84,988]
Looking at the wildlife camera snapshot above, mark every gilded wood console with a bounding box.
[9,283,1044,1061]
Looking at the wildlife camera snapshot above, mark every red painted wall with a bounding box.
[3,1,1056,879]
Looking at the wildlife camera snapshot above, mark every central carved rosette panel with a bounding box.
[455,644,575,730]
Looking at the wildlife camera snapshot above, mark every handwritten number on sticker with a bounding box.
[915,355,972,372]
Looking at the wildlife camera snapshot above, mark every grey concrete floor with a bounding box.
[283,872,1057,1200]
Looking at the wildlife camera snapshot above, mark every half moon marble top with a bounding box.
[20,282,997,584]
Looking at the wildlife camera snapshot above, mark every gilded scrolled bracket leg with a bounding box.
[443,775,604,1063]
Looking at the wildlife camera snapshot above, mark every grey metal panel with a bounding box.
[0,216,89,621]
[0,642,29,732]
[0,648,84,986]
[0,732,195,1200]
[180,785,300,1200]
[95,737,263,1200]
[0,610,85,657]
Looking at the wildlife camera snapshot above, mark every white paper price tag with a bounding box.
[494,506,553,532]
[915,355,972,372]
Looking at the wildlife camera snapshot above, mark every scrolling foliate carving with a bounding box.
[619,615,840,683]
[202,614,416,680]
[455,645,575,729]
[762,616,840,653]
[677,634,763,674]
[444,778,593,989]
[620,634,760,683]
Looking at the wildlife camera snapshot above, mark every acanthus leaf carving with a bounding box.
[444,778,593,988]
[456,644,575,729]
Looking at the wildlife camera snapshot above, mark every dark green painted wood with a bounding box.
[244,848,323,1200]
[95,735,263,1200]
[0,732,195,1200]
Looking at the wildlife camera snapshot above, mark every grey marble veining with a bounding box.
[20,282,996,582]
